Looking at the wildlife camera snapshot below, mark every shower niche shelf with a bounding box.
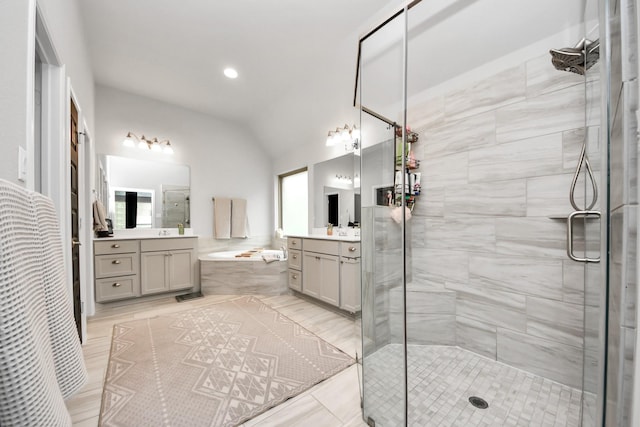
[393,126,421,210]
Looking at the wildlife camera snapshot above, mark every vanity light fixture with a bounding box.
[335,174,353,184]
[122,132,174,155]
[326,124,360,151]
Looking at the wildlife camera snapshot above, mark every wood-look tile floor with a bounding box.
[65,294,367,427]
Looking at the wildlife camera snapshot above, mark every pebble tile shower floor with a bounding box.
[364,345,589,427]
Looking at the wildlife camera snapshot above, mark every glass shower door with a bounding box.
[359,8,409,427]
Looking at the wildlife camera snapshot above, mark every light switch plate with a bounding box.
[18,146,27,182]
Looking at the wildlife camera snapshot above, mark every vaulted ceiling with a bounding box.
[78,0,589,158]
[78,0,394,158]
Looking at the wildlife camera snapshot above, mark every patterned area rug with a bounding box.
[99,296,354,426]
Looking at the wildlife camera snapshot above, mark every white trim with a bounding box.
[79,122,94,327]
[25,0,36,190]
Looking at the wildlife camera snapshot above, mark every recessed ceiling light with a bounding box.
[224,68,238,79]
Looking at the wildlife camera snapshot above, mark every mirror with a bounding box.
[98,155,190,229]
[312,153,360,228]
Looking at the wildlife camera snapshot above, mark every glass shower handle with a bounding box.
[567,210,601,263]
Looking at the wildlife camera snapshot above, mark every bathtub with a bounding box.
[199,249,288,295]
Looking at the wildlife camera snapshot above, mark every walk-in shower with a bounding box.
[355,0,609,426]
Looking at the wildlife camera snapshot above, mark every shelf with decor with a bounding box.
[393,125,421,211]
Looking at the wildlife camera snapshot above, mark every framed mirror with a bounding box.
[98,154,191,230]
[312,153,360,228]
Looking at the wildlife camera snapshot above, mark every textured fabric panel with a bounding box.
[32,192,88,398]
[0,179,71,426]
[99,295,354,426]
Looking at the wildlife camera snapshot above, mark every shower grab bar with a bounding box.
[566,210,601,263]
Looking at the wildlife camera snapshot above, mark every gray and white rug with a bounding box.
[99,296,354,426]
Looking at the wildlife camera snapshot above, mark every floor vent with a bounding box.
[468,396,489,409]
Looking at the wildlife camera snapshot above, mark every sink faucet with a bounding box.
[280,246,288,260]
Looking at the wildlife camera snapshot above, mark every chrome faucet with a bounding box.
[280,246,288,260]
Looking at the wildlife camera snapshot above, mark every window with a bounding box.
[279,168,308,235]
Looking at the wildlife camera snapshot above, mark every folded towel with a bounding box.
[213,197,231,239]
[231,198,249,238]
[92,200,108,232]
[262,254,280,264]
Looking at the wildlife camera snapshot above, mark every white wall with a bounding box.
[0,0,35,186]
[95,85,274,251]
[38,0,95,131]
[0,0,95,187]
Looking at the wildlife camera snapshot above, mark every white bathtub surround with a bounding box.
[200,249,288,295]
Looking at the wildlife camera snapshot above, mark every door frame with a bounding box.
[36,4,88,342]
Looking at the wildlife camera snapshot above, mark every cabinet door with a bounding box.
[169,249,193,290]
[340,258,361,312]
[141,252,168,294]
[319,254,340,306]
[303,253,321,298]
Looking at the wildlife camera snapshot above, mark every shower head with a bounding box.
[550,38,599,75]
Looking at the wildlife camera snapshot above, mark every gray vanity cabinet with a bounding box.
[94,240,140,302]
[339,243,361,313]
[302,251,340,306]
[140,238,196,295]
[94,236,197,302]
[287,238,303,292]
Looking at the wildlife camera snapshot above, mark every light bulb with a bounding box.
[164,143,174,155]
[122,132,135,147]
[224,68,238,79]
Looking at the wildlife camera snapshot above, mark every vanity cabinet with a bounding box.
[339,242,361,312]
[287,236,360,312]
[94,237,197,303]
[303,252,340,305]
[287,238,303,292]
[140,238,197,295]
[94,240,140,302]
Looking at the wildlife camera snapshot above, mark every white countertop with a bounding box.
[94,229,198,241]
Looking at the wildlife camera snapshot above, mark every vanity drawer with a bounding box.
[95,275,139,302]
[288,249,302,270]
[303,239,339,256]
[140,237,196,252]
[287,237,302,250]
[341,242,360,258]
[288,269,302,292]
[94,240,138,255]
[95,254,138,278]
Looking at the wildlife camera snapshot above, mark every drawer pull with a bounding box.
[291,241,297,245]
[112,283,122,288]
[315,256,320,260]
[112,260,121,265]
[292,274,298,279]
[292,254,297,259]
[112,244,120,248]
[348,246,357,252]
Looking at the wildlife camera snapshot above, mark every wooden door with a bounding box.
[70,99,82,339]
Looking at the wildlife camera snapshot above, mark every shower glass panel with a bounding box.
[359,9,408,427]
[359,0,608,426]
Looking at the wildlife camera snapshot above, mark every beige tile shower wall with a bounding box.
[406,52,603,390]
